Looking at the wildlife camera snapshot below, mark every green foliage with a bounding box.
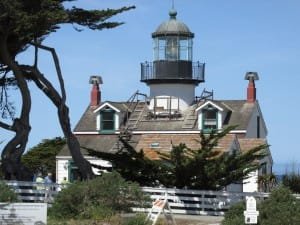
[258,173,277,192]
[49,172,150,220]
[0,0,135,59]
[0,181,18,202]
[222,186,300,225]
[123,214,151,225]
[222,201,245,225]
[282,172,300,193]
[86,138,167,187]
[0,0,135,180]
[89,126,268,190]
[258,186,300,225]
[22,137,65,178]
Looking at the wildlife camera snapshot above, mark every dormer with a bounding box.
[93,102,121,133]
[196,101,223,132]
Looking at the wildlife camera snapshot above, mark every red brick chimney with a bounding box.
[89,76,102,107]
[245,72,259,103]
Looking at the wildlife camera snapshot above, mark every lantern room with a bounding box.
[141,9,205,85]
[153,9,193,62]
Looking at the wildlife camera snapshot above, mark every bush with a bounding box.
[0,181,18,202]
[123,214,151,225]
[222,201,245,225]
[282,172,300,193]
[222,186,300,225]
[49,172,150,220]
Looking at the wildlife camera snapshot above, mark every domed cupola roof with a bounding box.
[152,9,194,38]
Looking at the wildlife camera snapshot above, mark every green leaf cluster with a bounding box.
[49,172,150,220]
[0,0,135,58]
[282,172,300,194]
[21,137,65,178]
[0,181,18,202]
[85,138,166,187]
[88,126,268,190]
[222,186,300,225]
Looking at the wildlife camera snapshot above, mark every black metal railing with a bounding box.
[141,61,205,83]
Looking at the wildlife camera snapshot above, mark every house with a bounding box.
[56,8,272,192]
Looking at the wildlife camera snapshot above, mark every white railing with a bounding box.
[136,187,270,216]
[5,180,62,203]
[6,181,300,216]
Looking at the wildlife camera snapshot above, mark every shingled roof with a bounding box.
[138,133,237,160]
[57,134,141,157]
[74,99,256,132]
[74,102,130,132]
[238,138,268,153]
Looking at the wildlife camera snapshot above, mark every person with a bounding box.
[44,173,53,184]
[35,173,44,202]
[44,173,53,202]
[35,173,44,190]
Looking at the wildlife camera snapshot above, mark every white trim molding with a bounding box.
[195,100,224,112]
[93,102,121,113]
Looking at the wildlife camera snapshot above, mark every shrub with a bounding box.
[282,172,300,193]
[49,172,150,220]
[222,186,300,225]
[123,214,151,225]
[222,201,245,225]
[0,181,18,202]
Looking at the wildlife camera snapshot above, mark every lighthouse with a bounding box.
[141,8,205,115]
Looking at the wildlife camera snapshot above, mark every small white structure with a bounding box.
[244,196,259,224]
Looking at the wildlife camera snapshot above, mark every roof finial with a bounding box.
[169,0,177,19]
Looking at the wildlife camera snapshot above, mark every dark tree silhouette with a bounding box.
[0,0,134,180]
[88,126,268,190]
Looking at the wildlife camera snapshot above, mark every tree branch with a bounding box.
[0,120,13,131]
[20,64,95,180]
[29,42,66,103]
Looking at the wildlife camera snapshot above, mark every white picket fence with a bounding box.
[4,180,272,215]
[138,187,270,216]
[5,180,62,203]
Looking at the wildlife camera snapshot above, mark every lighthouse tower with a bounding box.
[141,8,205,115]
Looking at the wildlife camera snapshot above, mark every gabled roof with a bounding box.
[219,100,256,130]
[74,99,258,132]
[74,101,129,132]
[195,100,224,112]
[93,102,121,113]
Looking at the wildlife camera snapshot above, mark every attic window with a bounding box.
[100,109,115,132]
[202,105,218,132]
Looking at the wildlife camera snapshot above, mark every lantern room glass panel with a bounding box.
[153,36,193,61]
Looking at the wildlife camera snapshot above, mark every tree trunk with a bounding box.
[22,65,94,180]
[0,37,32,181]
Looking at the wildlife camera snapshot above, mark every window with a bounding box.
[202,105,218,132]
[68,161,81,182]
[100,109,115,132]
[257,116,260,138]
[260,162,267,175]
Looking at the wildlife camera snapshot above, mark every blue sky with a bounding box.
[1,0,300,173]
